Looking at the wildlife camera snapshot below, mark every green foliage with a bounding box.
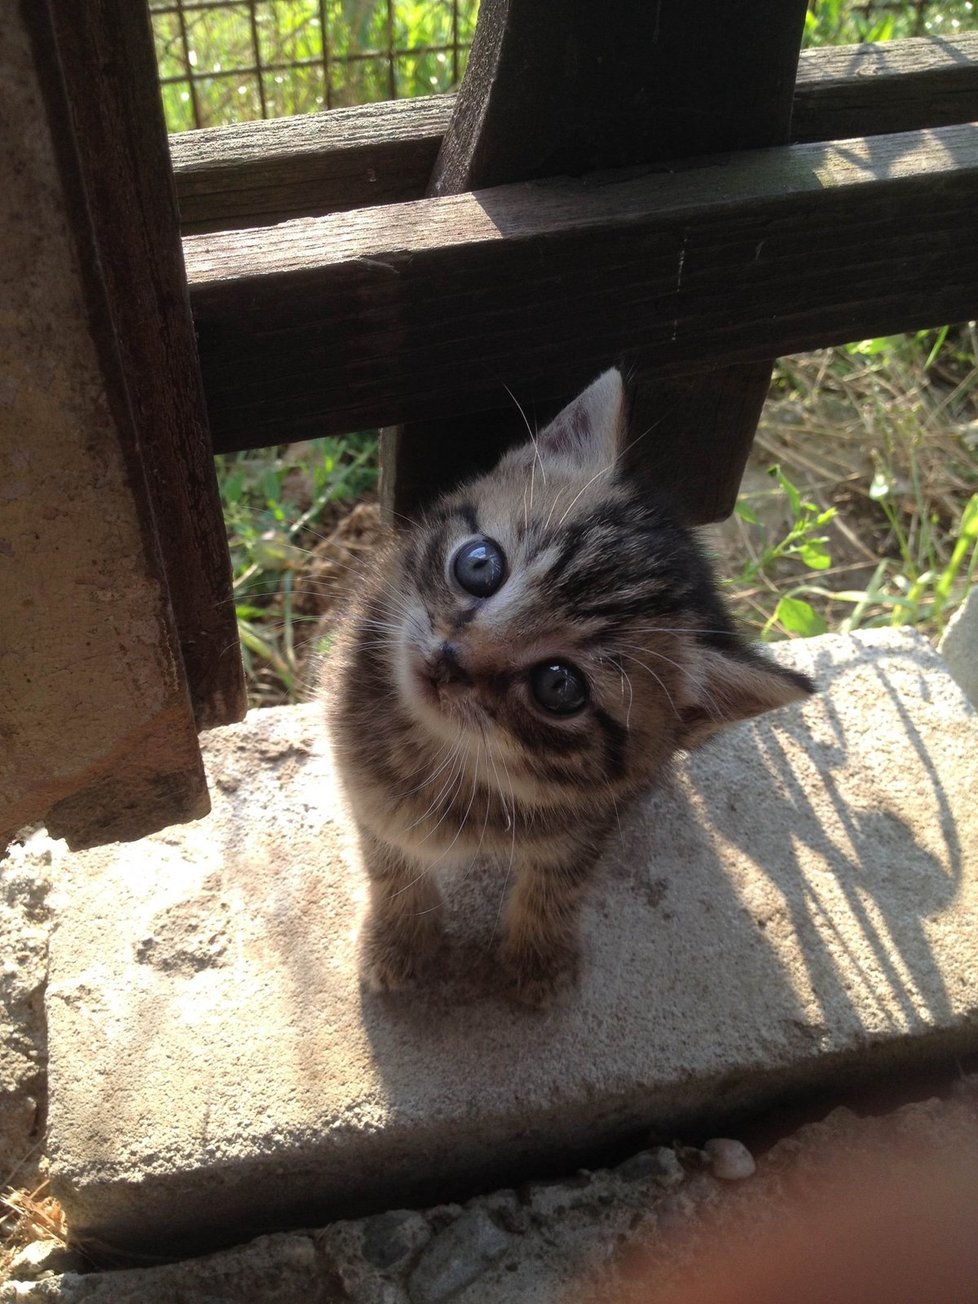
[219,434,377,698]
[731,467,837,640]
[803,0,977,46]
[178,0,978,696]
[737,467,838,582]
[749,480,978,641]
[152,0,479,131]
[731,321,978,644]
[152,0,978,132]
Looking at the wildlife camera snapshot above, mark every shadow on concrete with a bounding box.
[48,636,976,1260]
[681,635,958,1038]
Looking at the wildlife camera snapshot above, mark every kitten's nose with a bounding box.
[430,640,471,688]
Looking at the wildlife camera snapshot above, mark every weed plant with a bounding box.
[803,0,976,44]
[153,0,478,130]
[725,327,978,643]
[220,434,377,701]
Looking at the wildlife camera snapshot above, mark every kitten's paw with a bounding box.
[359,915,445,993]
[502,944,579,1008]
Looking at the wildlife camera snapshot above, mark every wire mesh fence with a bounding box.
[151,0,478,130]
[150,0,977,133]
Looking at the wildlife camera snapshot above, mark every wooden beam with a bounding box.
[187,122,978,454]
[430,0,806,191]
[51,0,246,731]
[173,95,450,234]
[792,34,978,142]
[388,0,806,525]
[3,0,212,849]
[171,36,978,234]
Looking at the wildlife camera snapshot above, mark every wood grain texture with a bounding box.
[170,36,978,233]
[792,34,978,142]
[3,0,210,848]
[173,94,450,233]
[186,123,978,453]
[388,0,806,523]
[52,0,245,729]
[430,0,806,193]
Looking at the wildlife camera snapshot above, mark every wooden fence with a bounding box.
[4,0,978,847]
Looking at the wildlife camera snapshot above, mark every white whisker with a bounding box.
[615,650,681,720]
[555,461,615,528]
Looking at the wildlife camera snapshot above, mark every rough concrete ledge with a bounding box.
[40,630,978,1256]
[940,583,978,708]
[7,1090,978,1302]
[0,832,58,1190]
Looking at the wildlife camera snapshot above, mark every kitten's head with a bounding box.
[385,369,813,796]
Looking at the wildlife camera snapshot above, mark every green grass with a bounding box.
[153,0,479,131]
[161,0,978,701]
[725,327,978,644]
[219,434,378,701]
[151,0,978,136]
[802,0,977,45]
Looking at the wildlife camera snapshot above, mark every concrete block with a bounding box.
[0,831,59,1187]
[43,630,978,1256]
[940,584,978,708]
[7,1093,978,1302]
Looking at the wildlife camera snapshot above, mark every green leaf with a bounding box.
[735,500,760,525]
[774,596,827,638]
[797,542,832,570]
[922,324,950,370]
[770,464,802,520]
[251,533,307,572]
[848,335,900,357]
[222,470,244,506]
[960,493,978,541]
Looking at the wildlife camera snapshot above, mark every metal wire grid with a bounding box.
[816,0,977,41]
[151,0,973,133]
[843,0,950,31]
[150,0,474,130]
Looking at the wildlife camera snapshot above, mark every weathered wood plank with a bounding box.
[173,95,450,234]
[792,34,978,142]
[430,0,806,192]
[187,123,978,453]
[2,1,210,849]
[51,0,246,730]
[390,0,804,525]
[171,36,978,234]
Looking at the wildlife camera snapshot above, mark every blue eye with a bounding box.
[529,662,588,716]
[452,537,506,598]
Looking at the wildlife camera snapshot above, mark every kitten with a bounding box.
[327,369,813,1006]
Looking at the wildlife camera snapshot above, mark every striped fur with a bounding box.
[327,369,813,1004]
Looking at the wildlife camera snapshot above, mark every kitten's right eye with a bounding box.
[529,661,589,716]
[452,537,507,598]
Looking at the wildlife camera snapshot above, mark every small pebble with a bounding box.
[615,1147,685,1187]
[7,1239,84,1281]
[704,1137,756,1181]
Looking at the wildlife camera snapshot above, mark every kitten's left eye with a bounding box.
[529,661,589,716]
[452,536,507,598]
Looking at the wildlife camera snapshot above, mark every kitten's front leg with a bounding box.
[357,830,445,992]
[500,840,602,1007]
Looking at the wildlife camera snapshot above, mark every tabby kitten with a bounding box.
[329,369,813,1006]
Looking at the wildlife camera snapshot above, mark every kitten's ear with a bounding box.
[537,369,627,471]
[679,646,814,749]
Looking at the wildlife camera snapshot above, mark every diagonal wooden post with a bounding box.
[383,0,808,525]
[1,0,245,849]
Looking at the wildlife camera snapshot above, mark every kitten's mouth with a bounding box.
[413,663,443,708]
[410,646,472,716]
